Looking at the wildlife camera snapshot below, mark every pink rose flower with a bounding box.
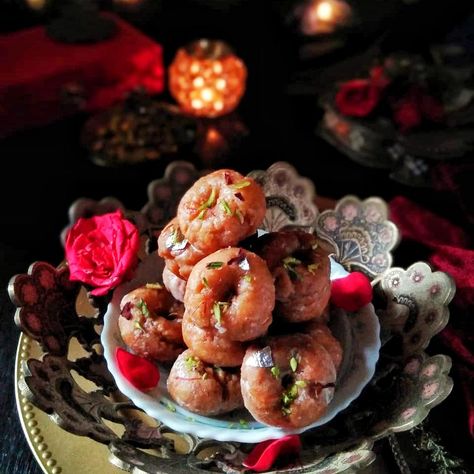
[65,211,140,296]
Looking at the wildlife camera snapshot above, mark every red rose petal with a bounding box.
[242,435,301,472]
[331,272,373,312]
[116,347,160,391]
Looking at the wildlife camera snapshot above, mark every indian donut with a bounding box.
[167,349,243,415]
[162,265,186,302]
[305,321,343,371]
[177,169,266,254]
[119,284,185,362]
[158,218,206,280]
[256,230,331,323]
[184,247,275,342]
[241,334,336,428]
[182,319,246,367]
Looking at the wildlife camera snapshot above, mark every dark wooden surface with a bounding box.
[1,2,474,473]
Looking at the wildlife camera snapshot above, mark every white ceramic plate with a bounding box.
[102,252,380,443]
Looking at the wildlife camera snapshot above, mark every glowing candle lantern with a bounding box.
[300,0,352,35]
[169,39,247,118]
[25,0,46,10]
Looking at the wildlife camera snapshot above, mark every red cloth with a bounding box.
[390,196,474,439]
[0,13,164,137]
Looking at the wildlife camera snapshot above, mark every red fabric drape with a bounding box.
[390,196,474,439]
[0,13,164,138]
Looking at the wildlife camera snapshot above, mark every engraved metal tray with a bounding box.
[11,161,455,473]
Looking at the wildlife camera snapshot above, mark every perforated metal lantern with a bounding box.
[169,39,247,118]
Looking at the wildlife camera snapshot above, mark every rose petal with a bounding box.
[116,347,160,390]
[331,271,373,312]
[243,435,301,472]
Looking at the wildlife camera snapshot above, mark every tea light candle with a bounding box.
[300,0,352,35]
[169,39,247,118]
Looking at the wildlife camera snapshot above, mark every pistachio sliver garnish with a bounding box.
[290,356,298,372]
[307,263,319,274]
[145,282,163,290]
[206,261,224,269]
[220,199,233,216]
[270,366,280,378]
[137,299,150,318]
[231,179,251,190]
[184,355,200,370]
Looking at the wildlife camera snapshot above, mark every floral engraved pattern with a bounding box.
[142,161,200,229]
[9,262,84,355]
[316,196,399,279]
[389,354,453,432]
[378,262,455,357]
[249,162,319,232]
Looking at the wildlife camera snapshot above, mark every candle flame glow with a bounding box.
[316,1,334,21]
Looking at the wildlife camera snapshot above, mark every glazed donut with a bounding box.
[241,334,336,428]
[162,265,186,302]
[305,321,343,371]
[177,169,266,254]
[158,218,206,280]
[119,284,185,362]
[182,319,246,367]
[256,230,331,323]
[184,247,275,342]
[167,350,243,415]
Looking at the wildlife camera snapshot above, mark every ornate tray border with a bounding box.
[11,161,455,473]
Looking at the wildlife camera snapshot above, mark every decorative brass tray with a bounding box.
[11,161,455,473]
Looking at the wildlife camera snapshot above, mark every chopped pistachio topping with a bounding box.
[290,356,298,372]
[134,320,144,331]
[283,256,302,280]
[213,302,221,325]
[202,276,209,288]
[220,199,233,216]
[198,188,217,212]
[184,355,200,370]
[206,261,224,269]
[234,209,244,224]
[137,299,150,318]
[212,301,229,325]
[197,208,207,220]
[243,274,252,283]
[231,179,251,190]
[283,256,302,266]
[307,263,319,274]
[270,366,280,379]
[145,282,163,290]
[239,419,249,428]
[166,402,176,412]
[281,381,305,415]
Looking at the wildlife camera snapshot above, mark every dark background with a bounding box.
[1,1,473,473]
